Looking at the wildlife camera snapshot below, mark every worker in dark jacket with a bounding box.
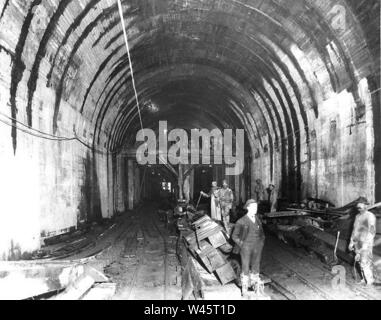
[232,199,268,298]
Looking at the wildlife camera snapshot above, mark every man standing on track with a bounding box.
[232,199,269,299]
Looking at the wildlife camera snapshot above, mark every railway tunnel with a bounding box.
[0,0,380,300]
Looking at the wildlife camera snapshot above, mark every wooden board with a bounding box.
[198,247,226,273]
[182,257,204,300]
[208,231,227,248]
[215,263,237,285]
[0,261,85,300]
[195,240,215,258]
[81,283,116,300]
[265,211,310,218]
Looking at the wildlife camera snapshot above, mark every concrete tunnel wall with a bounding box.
[0,0,379,260]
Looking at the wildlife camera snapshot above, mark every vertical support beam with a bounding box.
[143,168,147,199]
[107,155,114,218]
[373,95,381,202]
[337,116,344,207]
[213,165,219,183]
[189,168,194,202]
[234,173,240,204]
[251,157,256,199]
[134,165,140,205]
[240,174,246,205]
[128,159,134,210]
[178,164,183,200]
[357,79,375,203]
[219,166,224,184]
[366,76,380,202]
[116,155,125,213]
[246,156,251,200]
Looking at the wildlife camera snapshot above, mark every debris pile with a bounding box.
[0,261,116,300]
[264,197,381,267]
[177,213,238,299]
[30,220,116,260]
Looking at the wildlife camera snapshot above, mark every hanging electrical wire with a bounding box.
[0,117,75,141]
[0,1,144,156]
[0,110,74,140]
[0,111,123,155]
[116,0,144,133]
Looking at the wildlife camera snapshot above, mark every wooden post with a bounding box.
[189,168,194,202]
[178,164,184,200]
[235,173,240,204]
[134,165,140,205]
[241,175,245,204]
[116,154,125,213]
[128,159,134,210]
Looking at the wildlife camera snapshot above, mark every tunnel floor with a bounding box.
[105,205,181,300]
[46,204,381,300]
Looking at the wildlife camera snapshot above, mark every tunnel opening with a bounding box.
[0,0,380,301]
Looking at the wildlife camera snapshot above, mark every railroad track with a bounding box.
[120,206,173,300]
[275,238,380,300]
[268,252,336,300]
[267,278,297,300]
[152,214,169,300]
[122,221,146,300]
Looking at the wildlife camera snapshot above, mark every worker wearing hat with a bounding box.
[254,179,266,202]
[218,179,234,231]
[200,181,221,221]
[232,199,268,299]
[266,183,278,213]
[348,199,376,286]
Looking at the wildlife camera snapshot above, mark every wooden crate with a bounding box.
[184,224,223,248]
[208,231,227,248]
[199,247,226,273]
[195,240,215,257]
[215,262,237,285]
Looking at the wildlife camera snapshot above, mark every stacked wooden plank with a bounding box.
[265,210,310,218]
[184,218,224,247]
[181,215,236,287]
[195,240,226,273]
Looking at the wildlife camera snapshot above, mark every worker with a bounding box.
[232,199,269,299]
[218,179,234,230]
[200,181,221,221]
[183,175,190,204]
[348,201,376,286]
[266,183,278,213]
[254,179,266,202]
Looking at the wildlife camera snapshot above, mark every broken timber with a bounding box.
[0,261,114,300]
[179,215,238,299]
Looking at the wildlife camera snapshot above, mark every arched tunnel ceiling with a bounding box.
[1,0,379,154]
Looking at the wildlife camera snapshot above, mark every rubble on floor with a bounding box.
[0,261,115,300]
[176,212,239,299]
[30,220,117,260]
[264,197,381,282]
[0,215,134,300]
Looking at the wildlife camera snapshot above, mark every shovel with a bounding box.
[332,231,340,265]
[195,193,202,210]
[194,225,201,250]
